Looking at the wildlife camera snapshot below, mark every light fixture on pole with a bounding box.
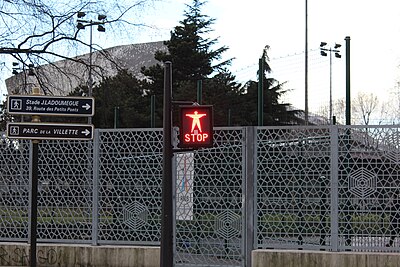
[320,42,341,124]
[76,11,106,124]
[12,62,20,75]
[12,62,35,76]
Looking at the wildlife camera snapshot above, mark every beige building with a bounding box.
[5,41,167,96]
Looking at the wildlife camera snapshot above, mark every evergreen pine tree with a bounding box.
[141,0,233,126]
[69,70,148,128]
[238,46,303,126]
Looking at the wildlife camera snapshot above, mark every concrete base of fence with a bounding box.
[0,243,160,267]
[252,249,400,267]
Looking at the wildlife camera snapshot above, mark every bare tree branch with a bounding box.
[1,0,161,95]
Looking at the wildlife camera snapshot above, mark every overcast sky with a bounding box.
[2,0,400,116]
[134,0,400,114]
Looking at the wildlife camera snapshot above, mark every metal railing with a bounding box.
[1,125,400,266]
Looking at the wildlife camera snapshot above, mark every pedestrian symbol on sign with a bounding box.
[11,99,22,110]
[186,111,207,133]
[10,126,19,135]
[179,105,213,148]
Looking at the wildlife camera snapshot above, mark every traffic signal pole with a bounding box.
[160,62,214,267]
[161,61,173,267]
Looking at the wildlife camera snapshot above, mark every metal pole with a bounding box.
[92,129,100,246]
[29,87,41,267]
[305,0,309,125]
[161,61,173,267]
[244,126,255,267]
[197,80,202,105]
[329,48,333,125]
[344,36,352,248]
[88,23,93,125]
[330,126,339,251]
[345,36,351,125]
[258,57,264,126]
[151,95,155,128]
[30,141,38,267]
[113,107,119,128]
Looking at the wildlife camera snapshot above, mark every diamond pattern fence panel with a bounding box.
[0,137,29,242]
[255,126,400,252]
[175,127,245,267]
[96,129,164,245]
[35,139,93,243]
[337,126,400,252]
[0,134,93,243]
[256,126,332,251]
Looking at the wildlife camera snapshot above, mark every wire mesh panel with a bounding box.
[256,126,332,250]
[337,126,400,252]
[36,139,93,243]
[97,129,164,245]
[0,136,29,241]
[175,127,245,267]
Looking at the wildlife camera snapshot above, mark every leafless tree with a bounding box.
[383,82,400,125]
[0,0,160,94]
[333,98,346,125]
[317,95,385,126]
[352,92,379,125]
[316,98,345,125]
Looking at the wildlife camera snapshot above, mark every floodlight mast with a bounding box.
[76,11,106,124]
[320,42,342,125]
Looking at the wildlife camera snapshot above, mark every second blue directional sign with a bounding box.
[7,95,94,116]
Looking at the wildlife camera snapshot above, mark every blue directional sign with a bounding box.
[7,95,94,116]
[6,122,94,140]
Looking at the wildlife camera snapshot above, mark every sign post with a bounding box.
[6,89,95,267]
[30,134,39,267]
[29,89,41,267]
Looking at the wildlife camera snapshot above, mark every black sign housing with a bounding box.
[178,105,214,148]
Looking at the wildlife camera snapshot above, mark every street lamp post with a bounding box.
[77,12,106,124]
[320,42,341,124]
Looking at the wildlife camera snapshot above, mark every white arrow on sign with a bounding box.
[81,129,91,136]
[82,103,91,110]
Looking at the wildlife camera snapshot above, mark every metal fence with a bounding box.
[256,125,400,253]
[1,125,400,266]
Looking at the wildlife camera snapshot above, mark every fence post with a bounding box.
[92,129,100,245]
[330,125,339,251]
[244,126,255,267]
[28,142,33,242]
